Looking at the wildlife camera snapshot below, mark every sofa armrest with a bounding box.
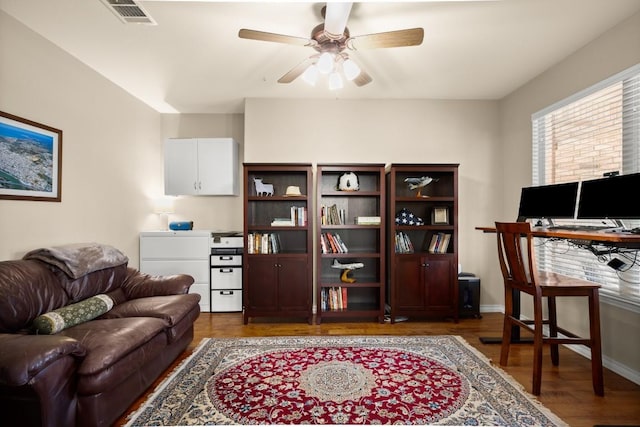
[121,267,195,300]
[0,334,85,386]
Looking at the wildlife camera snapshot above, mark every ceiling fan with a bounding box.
[238,2,424,89]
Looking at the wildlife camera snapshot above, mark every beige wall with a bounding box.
[0,11,161,264]
[499,11,640,379]
[244,98,502,309]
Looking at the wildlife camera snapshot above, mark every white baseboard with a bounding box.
[479,304,504,313]
[566,343,640,386]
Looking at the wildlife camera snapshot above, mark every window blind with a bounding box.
[531,63,640,311]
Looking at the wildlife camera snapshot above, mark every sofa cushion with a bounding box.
[60,317,168,394]
[104,294,200,326]
[32,295,114,335]
[104,294,201,342]
[0,260,69,333]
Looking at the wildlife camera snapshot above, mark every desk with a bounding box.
[476,226,640,247]
[476,226,640,344]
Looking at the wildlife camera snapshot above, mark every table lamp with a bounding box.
[153,197,175,230]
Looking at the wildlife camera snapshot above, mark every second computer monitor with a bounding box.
[577,173,640,220]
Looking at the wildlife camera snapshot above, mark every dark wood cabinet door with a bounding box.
[277,256,310,312]
[423,256,454,310]
[246,255,278,311]
[394,255,425,311]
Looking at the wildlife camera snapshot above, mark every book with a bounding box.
[355,216,381,225]
[439,233,451,253]
[271,217,294,226]
[428,233,440,253]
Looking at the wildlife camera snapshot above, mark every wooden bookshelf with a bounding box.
[386,164,459,323]
[316,164,386,323]
[243,163,313,324]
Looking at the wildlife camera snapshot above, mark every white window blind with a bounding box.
[531,63,640,310]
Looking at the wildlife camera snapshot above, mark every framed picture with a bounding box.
[0,111,62,202]
[432,206,449,225]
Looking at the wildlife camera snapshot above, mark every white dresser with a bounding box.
[139,231,211,312]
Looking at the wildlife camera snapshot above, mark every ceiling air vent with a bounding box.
[99,0,157,25]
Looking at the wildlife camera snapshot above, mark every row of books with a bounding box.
[320,287,348,311]
[395,231,415,253]
[393,232,452,254]
[271,206,308,227]
[428,232,452,254]
[320,204,346,225]
[320,232,348,254]
[247,233,281,254]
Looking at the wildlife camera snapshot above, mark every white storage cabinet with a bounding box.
[164,137,239,196]
[139,231,211,312]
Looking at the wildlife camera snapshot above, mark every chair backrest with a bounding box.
[495,222,539,293]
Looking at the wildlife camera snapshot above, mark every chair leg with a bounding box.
[500,286,514,366]
[547,296,559,366]
[589,291,604,396]
[532,294,544,395]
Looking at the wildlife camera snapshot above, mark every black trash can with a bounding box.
[458,272,481,318]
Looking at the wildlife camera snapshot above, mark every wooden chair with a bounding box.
[494,221,604,396]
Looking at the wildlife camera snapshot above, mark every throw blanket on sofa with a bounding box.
[24,243,129,279]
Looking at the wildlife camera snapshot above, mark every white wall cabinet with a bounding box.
[139,231,211,312]
[164,137,238,196]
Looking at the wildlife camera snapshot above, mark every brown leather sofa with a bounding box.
[0,246,201,427]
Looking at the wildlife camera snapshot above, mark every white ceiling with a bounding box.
[2,0,640,114]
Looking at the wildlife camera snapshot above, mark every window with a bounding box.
[531,63,640,310]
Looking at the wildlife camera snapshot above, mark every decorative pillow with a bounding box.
[32,294,114,335]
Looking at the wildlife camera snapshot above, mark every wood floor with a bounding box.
[116,312,640,427]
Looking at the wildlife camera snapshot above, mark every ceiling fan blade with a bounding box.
[323,2,353,38]
[278,57,316,84]
[348,28,424,50]
[238,29,316,47]
[352,69,372,87]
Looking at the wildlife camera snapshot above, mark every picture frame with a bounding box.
[0,111,62,202]
[431,206,449,225]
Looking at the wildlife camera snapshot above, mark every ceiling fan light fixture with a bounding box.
[342,58,361,81]
[301,65,319,86]
[329,71,343,91]
[317,52,334,74]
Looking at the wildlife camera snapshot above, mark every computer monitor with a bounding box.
[577,173,640,219]
[517,181,579,221]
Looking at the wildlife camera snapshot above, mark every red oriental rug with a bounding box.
[125,335,568,426]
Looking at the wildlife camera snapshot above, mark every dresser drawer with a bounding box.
[210,254,242,266]
[211,289,242,312]
[141,260,209,283]
[210,266,242,289]
[140,235,209,259]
